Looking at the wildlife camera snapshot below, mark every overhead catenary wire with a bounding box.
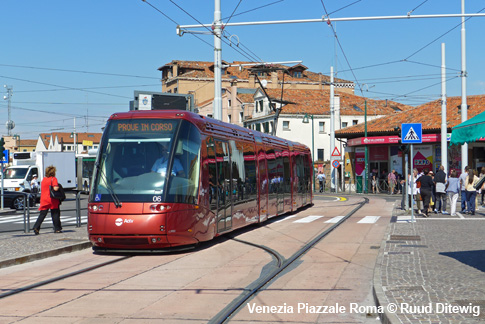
[222,1,284,20]
[15,83,161,93]
[320,0,365,97]
[0,74,132,99]
[143,0,263,62]
[404,6,485,60]
[0,64,160,80]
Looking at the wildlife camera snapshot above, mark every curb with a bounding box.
[0,241,92,269]
[372,204,405,324]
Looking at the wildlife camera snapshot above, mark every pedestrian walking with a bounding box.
[32,166,63,235]
[415,169,423,214]
[479,167,485,207]
[406,168,419,211]
[429,171,436,214]
[317,171,326,193]
[417,168,434,217]
[371,173,378,194]
[388,170,397,195]
[464,169,480,215]
[30,174,40,206]
[459,166,469,213]
[434,165,448,214]
[445,170,460,216]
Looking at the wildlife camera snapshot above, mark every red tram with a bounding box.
[88,110,312,250]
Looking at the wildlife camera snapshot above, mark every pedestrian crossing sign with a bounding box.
[401,123,422,144]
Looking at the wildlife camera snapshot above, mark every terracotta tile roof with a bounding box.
[262,88,413,116]
[237,92,256,104]
[159,60,352,85]
[18,139,37,146]
[335,94,485,138]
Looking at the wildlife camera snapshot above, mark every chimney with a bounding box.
[249,74,255,88]
[271,71,278,88]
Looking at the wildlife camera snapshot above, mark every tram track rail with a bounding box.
[0,255,132,299]
[210,197,369,324]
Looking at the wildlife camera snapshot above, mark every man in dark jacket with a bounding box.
[417,169,434,217]
[434,165,448,214]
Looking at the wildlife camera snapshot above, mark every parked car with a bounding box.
[1,192,37,210]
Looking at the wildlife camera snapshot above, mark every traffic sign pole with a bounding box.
[410,144,415,222]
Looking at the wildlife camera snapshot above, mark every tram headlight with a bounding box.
[89,204,104,212]
[150,204,167,212]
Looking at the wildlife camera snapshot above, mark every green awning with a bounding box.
[450,110,485,145]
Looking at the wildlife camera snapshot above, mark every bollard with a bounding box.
[22,192,31,234]
[76,191,88,227]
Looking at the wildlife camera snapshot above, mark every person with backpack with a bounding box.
[32,165,64,235]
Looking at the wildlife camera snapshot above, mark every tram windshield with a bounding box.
[91,118,201,204]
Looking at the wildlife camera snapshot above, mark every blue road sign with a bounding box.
[1,150,8,164]
[401,123,422,144]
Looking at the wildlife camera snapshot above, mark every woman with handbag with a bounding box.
[32,165,63,235]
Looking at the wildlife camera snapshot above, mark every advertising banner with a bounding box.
[355,147,365,176]
[413,145,433,173]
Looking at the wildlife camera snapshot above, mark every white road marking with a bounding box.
[325,216,345,223]
[357,216,380,224]
[293,215,324,223]
[273,215,297,223]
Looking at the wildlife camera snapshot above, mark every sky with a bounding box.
[1,0,485,139]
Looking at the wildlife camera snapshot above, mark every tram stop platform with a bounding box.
[0,223,90,269]
[0,199,484,323]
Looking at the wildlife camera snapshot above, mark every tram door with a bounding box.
[214,141,232,233]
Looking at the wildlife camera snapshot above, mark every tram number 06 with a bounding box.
[153,196,162,202]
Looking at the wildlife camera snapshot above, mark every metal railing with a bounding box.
[0,191,89,233]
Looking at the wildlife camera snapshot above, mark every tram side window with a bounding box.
[266,148,277,195]
[274,151,284,194]
[243,142,257,201]
[229,141,243,203]
[166,121,201,204]
[283,155,290,194]
[207,142,218,214]
[296,154,306,193]
[303,154,311,193]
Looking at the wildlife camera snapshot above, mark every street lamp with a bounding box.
[302,113,315,192]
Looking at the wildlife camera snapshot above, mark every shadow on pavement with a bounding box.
[439,250,485,272]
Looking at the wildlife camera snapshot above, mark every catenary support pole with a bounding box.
[441,43,447,172]
[460,0,468,171]
[213,0,222,121]
[330,67,335,192]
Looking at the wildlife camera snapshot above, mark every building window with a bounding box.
[228,114,232,123]
[317,149,324,161]
[174,87,178,94]
[342,122,348,128]
[319,122,325,133]
[228,99,232,107]
[293,71,302,78]
[263,122,270,133]
[283,120,290,130]
[259,100,264,112]
[239,112,244,123]
[256,124,261,132]
[352,120,358,125]
[208,114,213,118]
